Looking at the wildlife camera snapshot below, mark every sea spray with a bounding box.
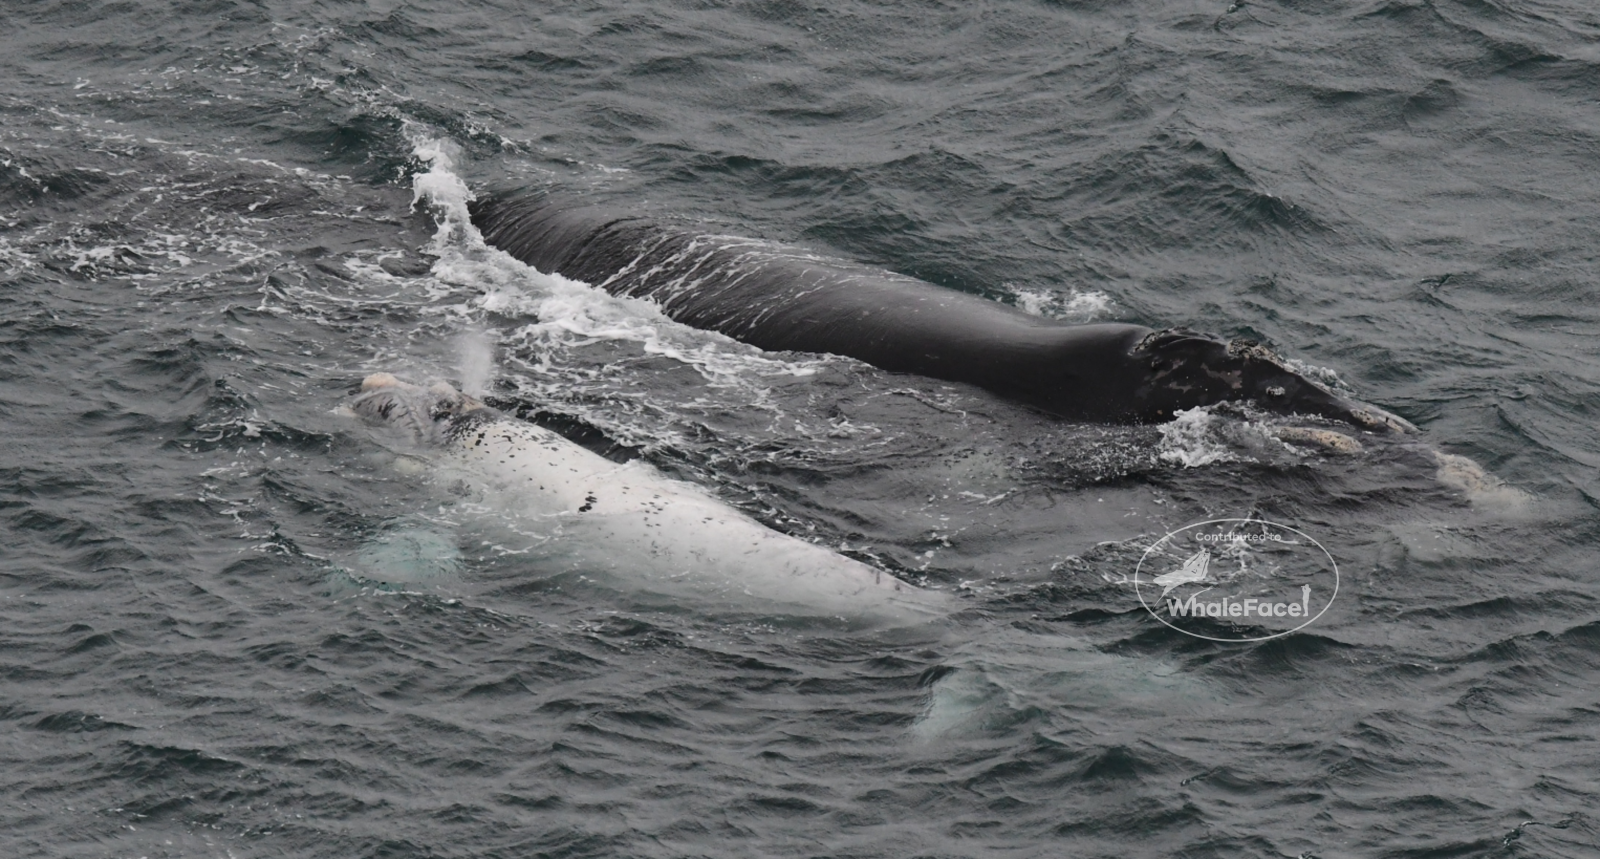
[409,135,476,255]
[455,329,495,398]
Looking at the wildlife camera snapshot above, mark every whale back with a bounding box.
[470,192,1411,433]
[347,374,944,619]
[470,194,1162,416]
[472,193,651,282]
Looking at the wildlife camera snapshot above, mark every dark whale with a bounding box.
[469,192,1411,432]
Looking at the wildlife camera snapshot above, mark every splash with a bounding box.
[1156,407,1240,468]
[1012,287,1114,321]
[409,136,477,255]
[404,131,830,403]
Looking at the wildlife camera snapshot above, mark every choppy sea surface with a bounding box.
[4,1,1600,856]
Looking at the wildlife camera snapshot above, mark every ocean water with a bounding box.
[3,1,1599,857]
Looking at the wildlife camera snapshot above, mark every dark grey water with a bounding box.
[3,1,1599,856]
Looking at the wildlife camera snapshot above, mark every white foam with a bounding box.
[1012,287,1113,321]
[409,137,477,255]
[404,131,830,397]
[1156,407,1241,468]
[0,235,40,276]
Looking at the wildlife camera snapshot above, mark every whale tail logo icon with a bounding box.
[1153,548,1211,597]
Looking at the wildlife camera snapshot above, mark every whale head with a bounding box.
[347,373,497,445]
[1131,330,1416,433]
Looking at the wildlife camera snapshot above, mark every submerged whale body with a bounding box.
[347,374,944,620]
[470,192,1413,433]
